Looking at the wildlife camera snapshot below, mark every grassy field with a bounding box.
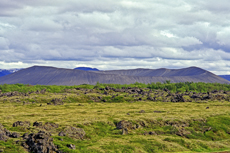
[0,88,230,153]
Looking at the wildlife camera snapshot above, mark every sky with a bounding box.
[0,0,230,74]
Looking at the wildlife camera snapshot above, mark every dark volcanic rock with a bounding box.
[211,90,218,93]
[13,121,30,127]
[214,94,225,100]
[190,94,201,99]
[0,123,10,141]
[10,132,20,138]
[0,132,8,141]
[0,91,20,97]
[171,94,185,102]
[23,131,60,153]
[147,97,156,101]
[202,95,212,100]
[22,133,29,140]
[33,121,43,127]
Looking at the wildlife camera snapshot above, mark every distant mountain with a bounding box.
[98,66,208,77]
[74,67,99,71]
[219,75,230,81]
[0,69,21,77]
[0,66,229,85]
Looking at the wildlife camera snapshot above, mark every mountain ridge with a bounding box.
[0,69,21,77]
[0,66,229,85]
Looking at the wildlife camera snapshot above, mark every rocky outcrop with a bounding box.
[0,123,9,141]
[22,131,62,153]
[0,91,20,97]
[47,98,64,105]
[33,121,43,127]
[171,94,185,102]
[13,121,30,127]
[0,123,20,141]
[116,120,133,130]
[58,126,85,140]
[33,121,59,131]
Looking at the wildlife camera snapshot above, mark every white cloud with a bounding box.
[0,0,230,74]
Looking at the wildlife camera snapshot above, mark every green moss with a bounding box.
[0,139,27,153]
[131,139,168,153]
[101,142,135,153]
[53,136,101,153]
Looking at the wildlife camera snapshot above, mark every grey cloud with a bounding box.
[0,37,10,49]
[1,0,230,74]
[0,1,23,16]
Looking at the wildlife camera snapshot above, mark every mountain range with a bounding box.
[0,66,229,85]
[0,69,20,77]
[218,75,230,82]
[74,67,99,71]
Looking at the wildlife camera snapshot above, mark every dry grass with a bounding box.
[0,92,230,153]
[0,93,229,126]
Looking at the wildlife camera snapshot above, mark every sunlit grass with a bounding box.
[0,92,230,152]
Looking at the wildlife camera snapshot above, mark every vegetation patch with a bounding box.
[0,83,230,152]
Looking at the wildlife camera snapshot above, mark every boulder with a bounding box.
[13,121,30,127]
[33,121,43,127]
[202,95,212,100]
[0,123,9,141]
[171,94,185,102]
[0,132,8,141]
[23,131,59,153]
[116,120,133,130]
[10,132,20,138]
[59,127,85,139]
[190,94,201,99]
[147,97,156,101]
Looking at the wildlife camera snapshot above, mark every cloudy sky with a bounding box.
[1,0,230,74]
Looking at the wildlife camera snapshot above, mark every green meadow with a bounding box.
[0,83,230,153]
